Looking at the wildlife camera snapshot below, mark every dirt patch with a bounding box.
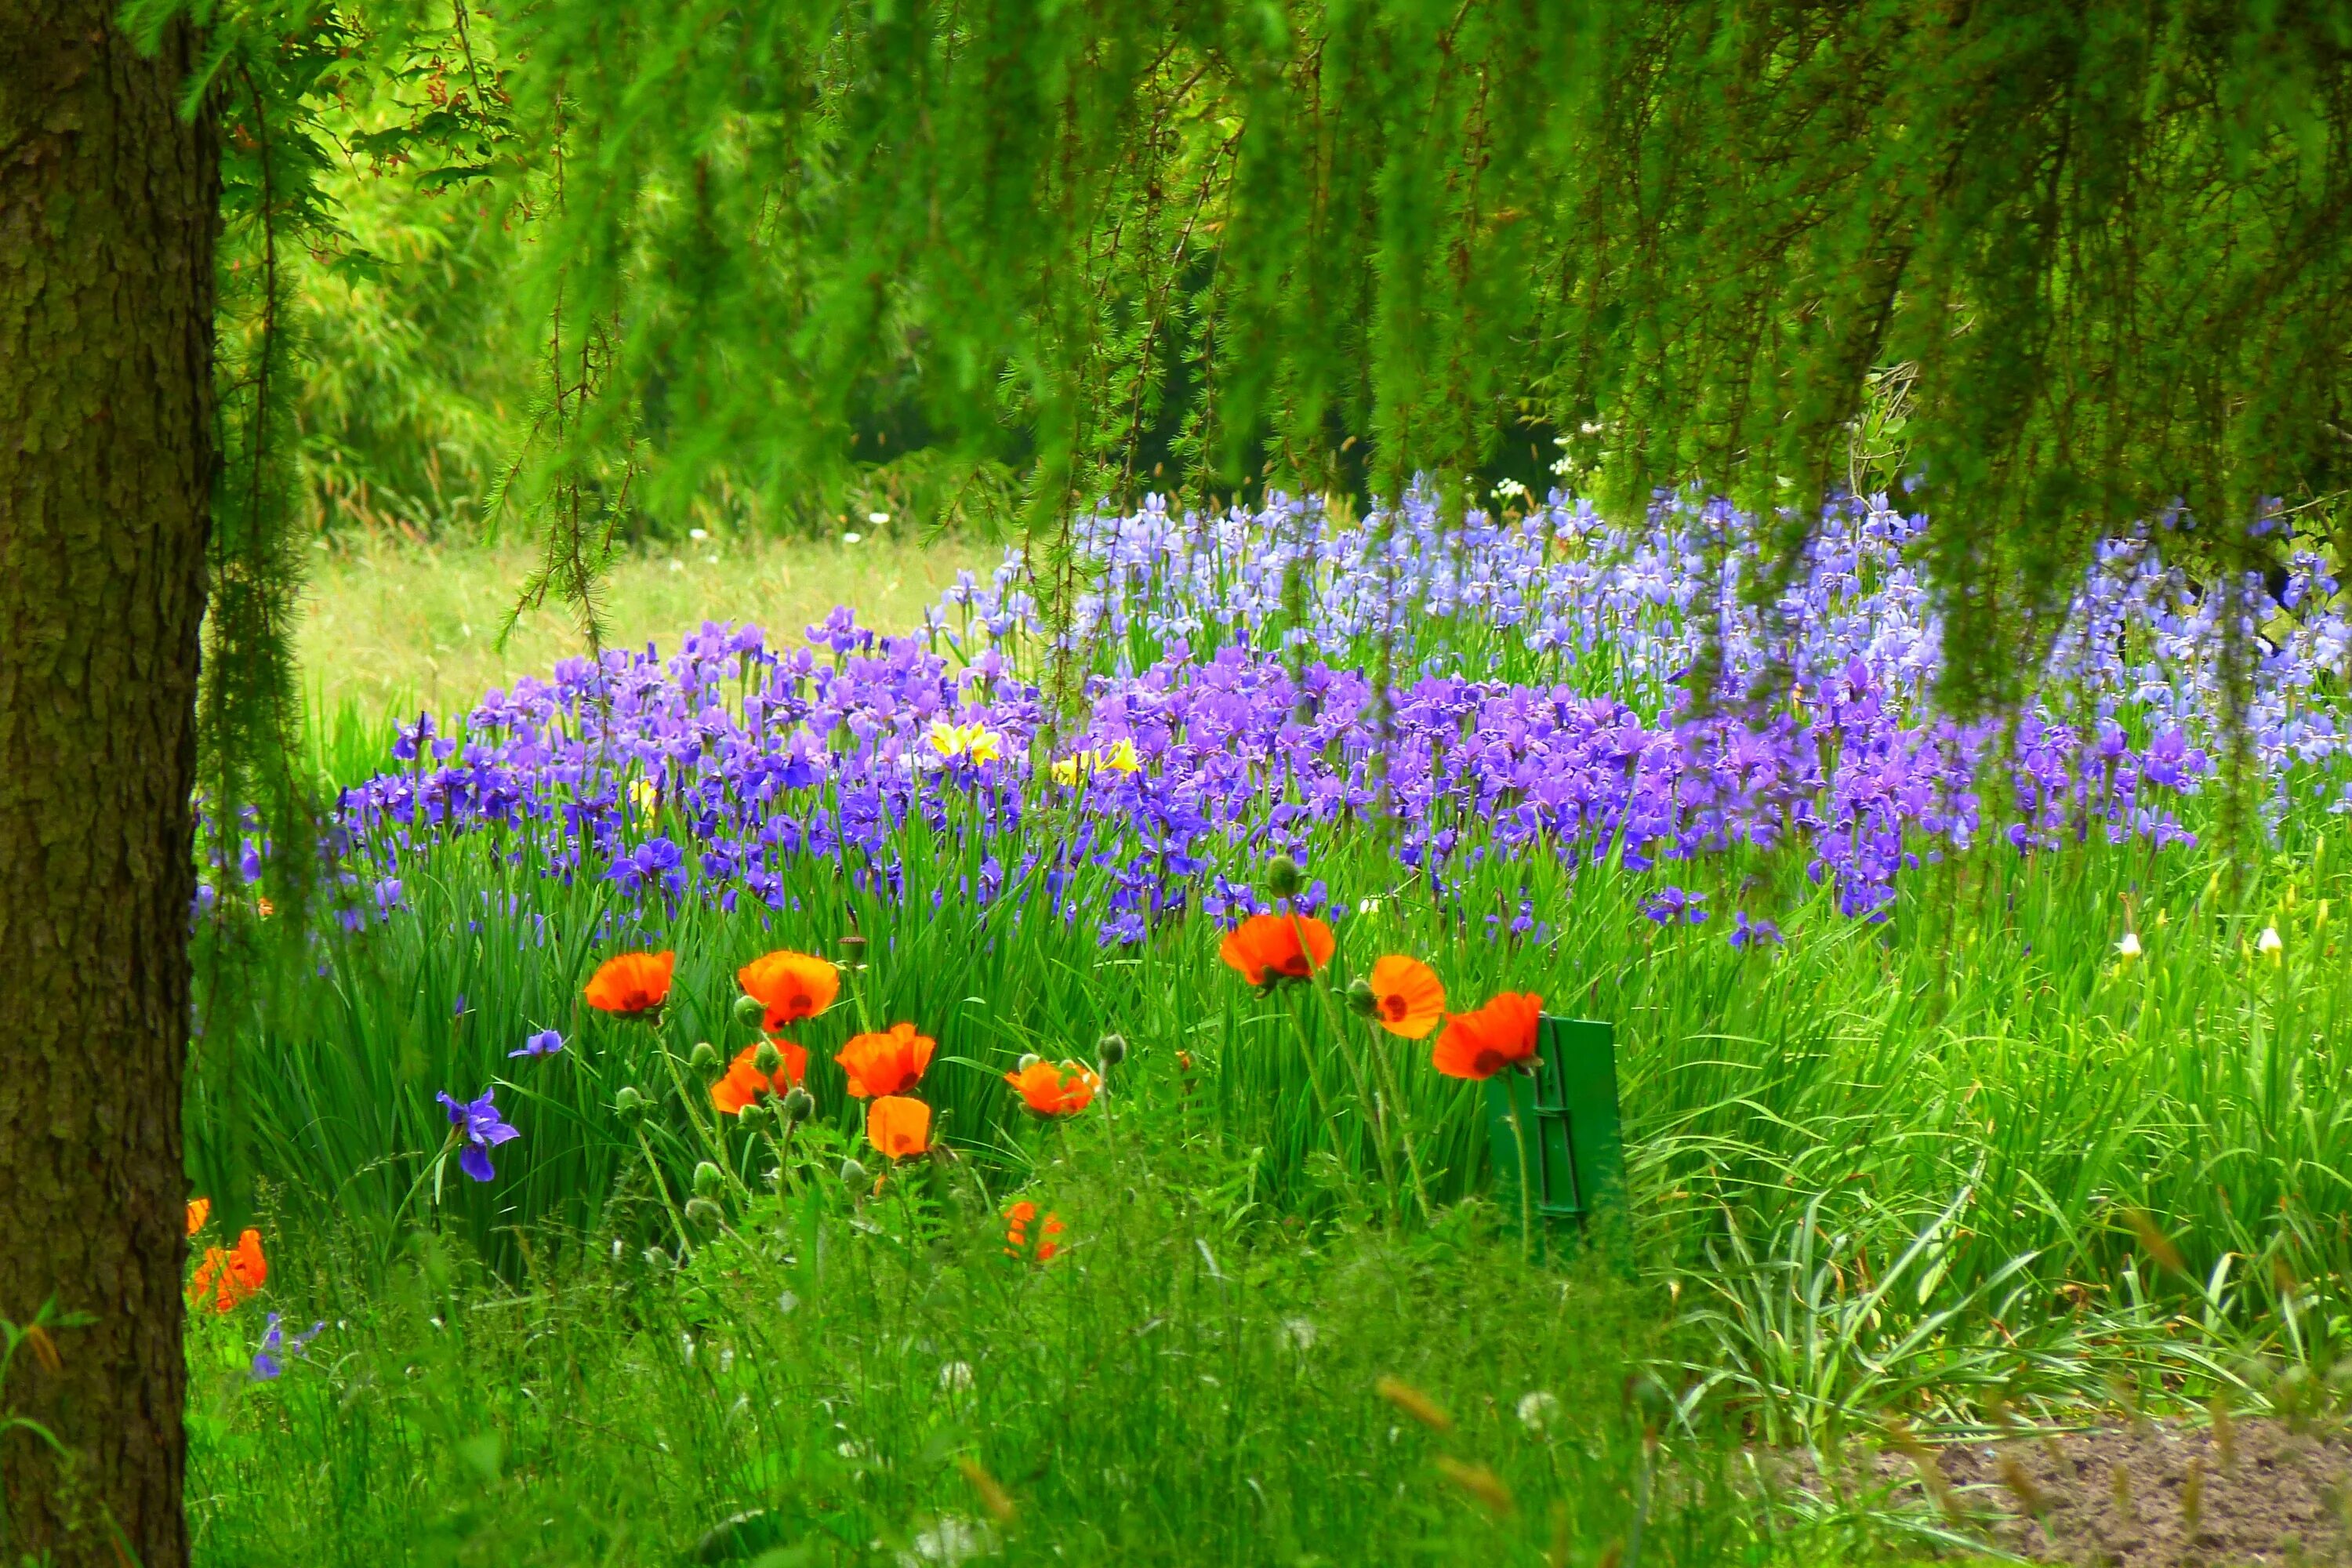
[1895,1419,2352,1566]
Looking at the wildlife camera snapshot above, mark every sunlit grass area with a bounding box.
[298,528,996,717]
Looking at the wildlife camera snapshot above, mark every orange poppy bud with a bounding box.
[866,1094,931,1160]
[1003,1201,1065,1261]
[735,949,840,1030]
[1003,1058,1099,1118]
[1430,993,1543,1080]
[186,1197,211,1236]
[584,950,675,1015]
[1365,955,1446,1040]
[710,1041,808,1116]
[190,1228,267,1313]
[837,1023,935,1098]
[1218,913,1336,986]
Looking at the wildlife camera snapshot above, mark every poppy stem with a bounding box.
[655,1043,732,1176]
[1504,1092,1536,1261]
[1361,1033,1435,1226]
[764,1120,797,1201]
[635,1124,694,1258]
[1279,989,1344,1170]
[1287,910,1403,1216]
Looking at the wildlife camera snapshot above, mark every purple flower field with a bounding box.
[315,492,2346,939]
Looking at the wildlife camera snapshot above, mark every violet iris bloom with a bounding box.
[250,1312,325,1381]
[437,1087,521,1181]
[510,1029,564,1059]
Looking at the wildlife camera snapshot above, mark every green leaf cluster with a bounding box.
[144,0,2352,716]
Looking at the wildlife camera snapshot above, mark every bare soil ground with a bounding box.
[1889,1419,2352,1566]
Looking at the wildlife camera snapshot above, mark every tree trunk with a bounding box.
[0,4,215,1564]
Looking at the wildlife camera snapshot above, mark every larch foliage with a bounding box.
[140,0,2352,753]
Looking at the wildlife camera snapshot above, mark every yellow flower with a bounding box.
[1049,739,1142,786]
[926,720,1004,765]
[629,778,661,819]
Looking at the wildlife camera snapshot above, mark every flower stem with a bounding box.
[635,1124,693,1258]
[1361,1030,1435,1225]
[1287,909,1402,1215]
[1504,1089,1536,1260]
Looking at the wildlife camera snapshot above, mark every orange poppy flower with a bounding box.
[1004,1200,1066,1261]
[837,1023,935,1098]
[584,950,675,1014]
[186,1197,211,1236]
[189,1228,267,1313]
[736,949,839,1029]
[1004,1058,1099,1118]
[1218,913,1336,985]
[1431,992,1543,1081]
[710,1041,809,1115]
[867,1094,931,1160]
[1367,955,1446,1039]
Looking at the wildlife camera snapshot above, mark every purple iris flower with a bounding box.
[1642,887,1709,924]
[437,1087,521,1182]
[510,1029,564,1059]
[1729,912,1782,949]
[250,1312,325,1381]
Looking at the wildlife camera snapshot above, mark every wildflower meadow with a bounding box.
[155,489,2351,1566]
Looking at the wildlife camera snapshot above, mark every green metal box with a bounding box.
[1483,1014,1625,1231]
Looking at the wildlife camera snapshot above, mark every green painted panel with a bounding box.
[1484,1016,1624,1231]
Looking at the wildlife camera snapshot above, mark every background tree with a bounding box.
[0,4,215,1562]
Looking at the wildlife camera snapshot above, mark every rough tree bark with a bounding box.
[0,3,215,1564]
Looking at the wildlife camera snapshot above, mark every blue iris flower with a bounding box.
[509,1029,564,1059]
[437,1087,521,1182]
[1642,887,1708,924]
[250,1312,325,1381]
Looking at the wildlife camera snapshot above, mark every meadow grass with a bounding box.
[188,1167,1751,1568]
[182,511,2352,1565]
